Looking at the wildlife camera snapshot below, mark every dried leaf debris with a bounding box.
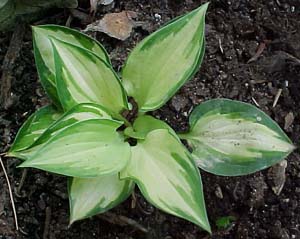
[84,11,138,40]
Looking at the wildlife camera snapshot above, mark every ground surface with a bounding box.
[0,0,300,238]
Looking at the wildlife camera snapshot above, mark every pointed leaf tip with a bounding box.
[69,175,134,223]
[9,105,62,153]
[32,24,111,108]
[122,3,208,112]
[50,37,128,114]
[20,119,130,178]
[121,129,211,232]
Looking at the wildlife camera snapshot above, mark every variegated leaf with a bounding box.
[122,3,208,112]
[124,115,175,139]
[9,103,113,160]
[69,175,134,224]
[31,103,113,147]
[51,38,128,115]
[180,99,295,176]
[19,119,130,178]
[120,129,211,232]
[33,25,110,107]
[9,105,62,153]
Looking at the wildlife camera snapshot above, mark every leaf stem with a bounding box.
[121,117,132,127]
[177,133,190,140]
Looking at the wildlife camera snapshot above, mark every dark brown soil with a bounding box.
[1,0,300,238]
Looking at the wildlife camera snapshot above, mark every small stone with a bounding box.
[290,228,300,239]
[100,0,114,5]
[282,198,290,203]
[171,95,189,112]
[154,13,162,22]
[215,185,223,199]
[219,71,228,80]
[37,198,46,210]
[228,86,239,98]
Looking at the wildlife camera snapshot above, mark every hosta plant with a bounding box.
[8,3,295,233]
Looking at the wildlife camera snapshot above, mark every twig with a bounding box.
[19,227,29,236]
[0,23,25,109]
[276,0,281,6]
[273,88,282,108]
[137,202,153,216]
[65,14,73,27]
[136,197,154,216]
[278,51,300,65]
[251,97,260,107]
[218,37,224,54]
[98,212,148,233]
[247,42,266,63]
[43,207,52,239]
[15,169,28,197]
[131,191,137,209]
[233,182,240,201]
[0,156,19,230]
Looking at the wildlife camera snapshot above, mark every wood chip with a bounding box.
[84,11,137,40]
[284,112,294,130]
[252,97,260,107]
[100,0,114,5]
[247,42,266,63]
[272,88,282,108]
[267,160,287,196]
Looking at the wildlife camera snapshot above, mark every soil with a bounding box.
[1,0,300,238]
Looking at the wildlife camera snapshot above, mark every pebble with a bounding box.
[154,13,162,22]
[215,185,224,199]
[170,95,189,112]
[37,198,46,210]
